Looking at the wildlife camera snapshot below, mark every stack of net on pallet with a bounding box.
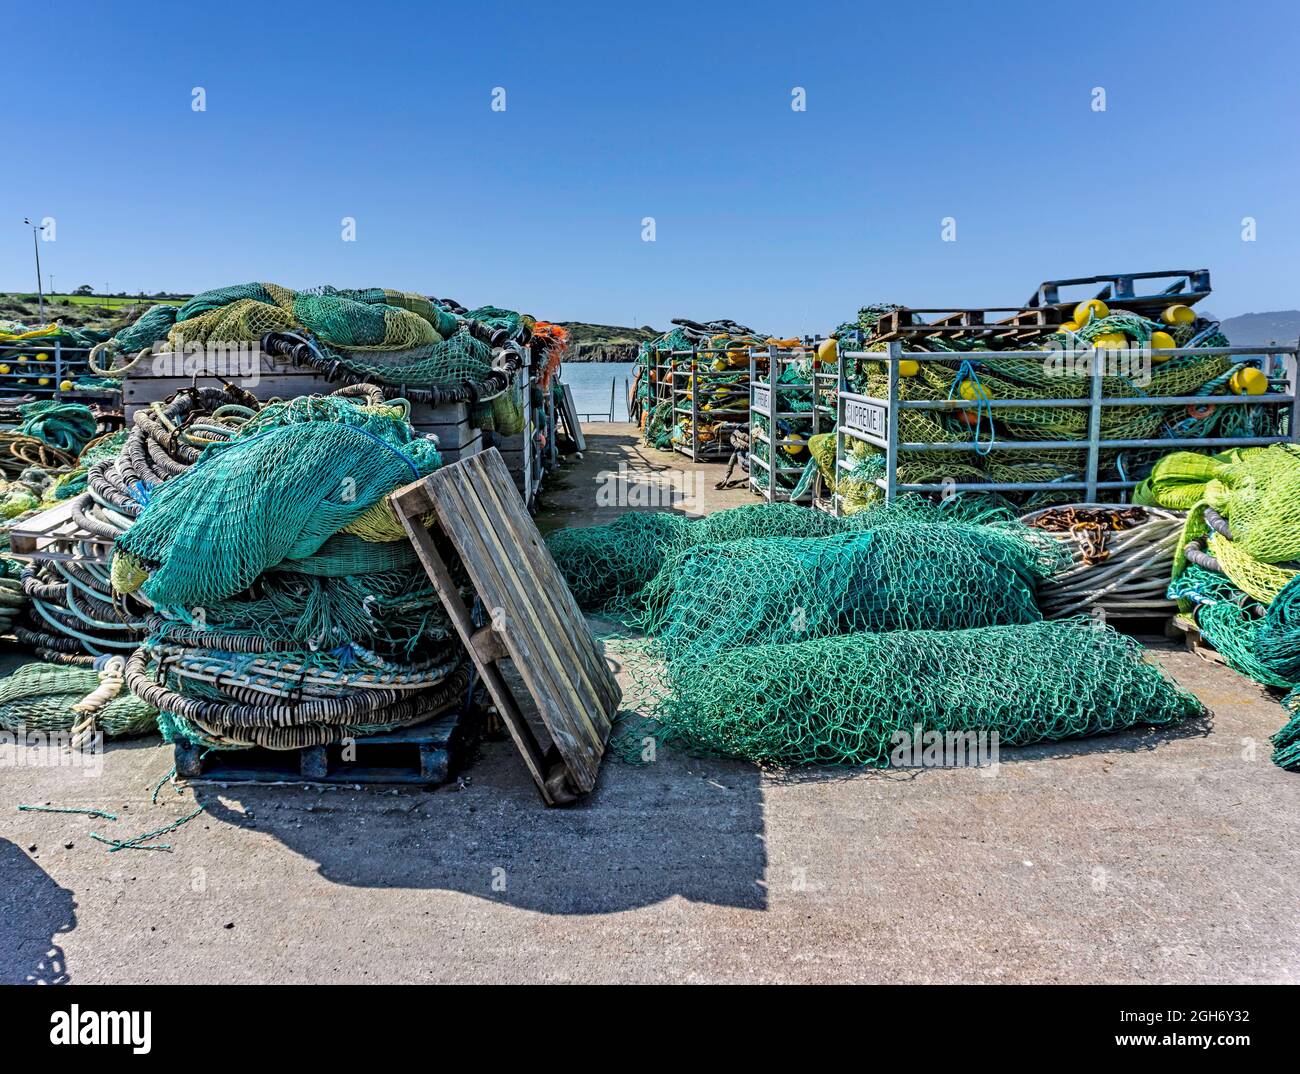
[546,498,1203,766]
[1151,444,1300,769]
[107,391,472,751]
[638,319,767,453]
[749,346,825,499]
[815,300,1277,512]
[0,382,474,752]
[89,283,557,436]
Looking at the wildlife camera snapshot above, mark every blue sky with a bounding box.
[3,0,1297,330]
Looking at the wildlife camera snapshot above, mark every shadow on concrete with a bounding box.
[0,838,75,984]
[190,733,768,915]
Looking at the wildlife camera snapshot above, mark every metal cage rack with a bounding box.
[660,346,755,462]
[0,341,117,402]
[829,339,1300,509]
[748,344,826,503]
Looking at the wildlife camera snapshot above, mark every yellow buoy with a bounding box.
[1073,299,1109,325]
[1058,321,1080,334]
[0,365,9,375]
[16,354,28,364]
[1162,304,1195,325]
[1092,332,1127,350]
[59,379,74,391]
[816,338,837,364]
[898,358,920,377]
[37,377,50,386]
[1230,367,1268,395]
[958,380,991,403]
[1149,330,1177,361]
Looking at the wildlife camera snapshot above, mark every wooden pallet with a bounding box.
[6,498,116,562]
[174,706,480,787]
[390,448,620,805]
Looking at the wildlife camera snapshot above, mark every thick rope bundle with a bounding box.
[1022,503,1183,619]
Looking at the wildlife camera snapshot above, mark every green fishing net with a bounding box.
[546,497,1021,614]
[326,331,495,389]
[632,618,1203,766]
[115,398,442,605]
[0,661,157,737]
[636,520,1066,659]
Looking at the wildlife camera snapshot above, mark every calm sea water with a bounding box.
[557,362,638,422]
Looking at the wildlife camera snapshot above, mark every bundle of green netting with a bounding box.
[108,393,473,750]
[1148,444,1300,769]
[546,497,1018,614]
[96,283,510,396]
[636,618,1204,766]
[636,519,1067,659]
[553,495,1200,767]
[0,658,157,738]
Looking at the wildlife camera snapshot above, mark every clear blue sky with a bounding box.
[3,0,1297,331]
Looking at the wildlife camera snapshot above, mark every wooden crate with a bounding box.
[121,354,481,461]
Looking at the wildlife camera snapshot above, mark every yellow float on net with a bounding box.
[37,377,50,386]
[958,379,991,402]
[0,365,9,375]
[1091,331,1127,350]
[1073,299,1109,325]
[1149,330,1177,361]
[59,379,74,391]
[1058,321,1080,334]
[1162,304,1195,325]
[898,358,921,377]
[816,337,837,364]
[1230,367,1268,395]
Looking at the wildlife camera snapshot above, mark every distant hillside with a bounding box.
[1219,310,1300,346]
[559,322,659,362]
[0,292,186,333]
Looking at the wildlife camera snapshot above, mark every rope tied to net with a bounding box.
[948,359,995,457]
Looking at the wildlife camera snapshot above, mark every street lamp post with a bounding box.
[22,218,45,322]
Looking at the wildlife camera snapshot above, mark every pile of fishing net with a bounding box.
[637,618,1203,766]
[108,391,473,750]
[547,497,1023,614]
[636,519,1066,659]
[604,499,1202,766]
[1151,444,1300,768]
[91,284,542,427]
[0,657,156,740]
[0,401,100,477]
